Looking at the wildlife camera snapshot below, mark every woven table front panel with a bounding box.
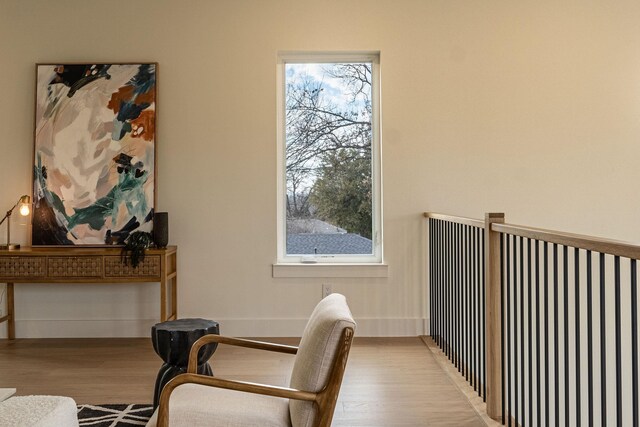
[0,257,46,278]
[105,255,161,278]
[47,256,103,277]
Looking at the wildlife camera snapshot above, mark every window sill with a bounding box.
[272,263,389,278]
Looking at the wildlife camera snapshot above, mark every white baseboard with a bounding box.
[1,317,429,339]
[8,319,158,339]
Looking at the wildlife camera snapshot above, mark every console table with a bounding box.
[0,246,177,340]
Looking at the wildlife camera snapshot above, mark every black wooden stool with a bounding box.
[151,318,220,409]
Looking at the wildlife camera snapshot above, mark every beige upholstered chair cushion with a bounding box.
[0,396,79,427]
[146,383,291,427]
[289,293,356,427]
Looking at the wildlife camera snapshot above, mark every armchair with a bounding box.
[147,293,356,427]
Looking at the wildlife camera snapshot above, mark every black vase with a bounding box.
[153,212,169,248]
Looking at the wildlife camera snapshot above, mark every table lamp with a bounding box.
[0,195,31,250]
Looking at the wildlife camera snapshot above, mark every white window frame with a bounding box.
[276,51,383,264]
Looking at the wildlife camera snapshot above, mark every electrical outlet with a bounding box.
[322,284,332,299]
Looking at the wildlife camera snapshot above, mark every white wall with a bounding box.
[1,0,640,338]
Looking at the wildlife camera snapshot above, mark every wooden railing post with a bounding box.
[485,212,505,421]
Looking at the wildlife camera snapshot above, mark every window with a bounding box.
[277,53,382,264]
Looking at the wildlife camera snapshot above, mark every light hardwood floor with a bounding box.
[0,337,486,426]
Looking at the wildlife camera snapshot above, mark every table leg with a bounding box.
[7,283,14,340]
[160,277,167,321]
[171,272,177,320]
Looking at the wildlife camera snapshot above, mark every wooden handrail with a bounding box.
[423,212,485,229]
[492,222,640,260]
[187,334,298,373]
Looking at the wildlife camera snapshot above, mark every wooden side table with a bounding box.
[0,246,178,339]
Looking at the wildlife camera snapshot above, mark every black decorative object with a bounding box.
[151,318,220,409]
[153,212,169,248]
[121,231,154,268]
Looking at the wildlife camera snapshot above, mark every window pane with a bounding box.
[285,62,373,256]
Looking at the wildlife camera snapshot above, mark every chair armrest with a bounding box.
[187,334,298,373]
[156,373,317,427]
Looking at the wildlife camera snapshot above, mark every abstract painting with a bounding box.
[33,63,157,246]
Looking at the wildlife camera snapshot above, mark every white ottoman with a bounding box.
[0,395,79,427]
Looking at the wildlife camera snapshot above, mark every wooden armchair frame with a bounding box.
[156,328,354,427]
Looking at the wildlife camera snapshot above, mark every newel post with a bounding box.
[485,212,504,421]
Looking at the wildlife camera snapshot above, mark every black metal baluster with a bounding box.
[465,225,469,381]
[451,221,454,360]
[437,220,446,351]
[632,259,638,427]
[462,225,467,379]
[445,221,449,357]
[461,224,466,377]
[460,224,464,373]
[435,219,439,344]
[477,227,481,395]
[544,242,549,427]
[455,223,460,370]
[461,225,466,379]
[436,220,445,350]
[448,222,453,361]
[468,225,472,385]
[564,245,569,427]
[430,219,434,341]
[453,223,457,364]
[448,221,452,359]
[482,229,487,401]
[436,222,440,344]
[554,243,559,427]
[472,226,477,391]
[437,220,442,346]
[437,220,442,347]
[442,220,446,349]
[477,227,482,394]
[575,247,581,427]
[458,223,462,371]
[475,226,480,390]
[456,223,461,371]
[600,252,607,427]
[535,240,541,427]
[478,226,482,395]
[587,250,593,427]
[500,232,505,422]
[470,225,474,384]
[615,256,622,427]
[455,223,459,367]
[507,234,512,427]
[528,238,532,427]
[520,237,525,427]
[438,221,442,348]
[514,235,519,426]
[467,225,471,385]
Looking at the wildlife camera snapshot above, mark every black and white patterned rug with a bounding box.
[77,404,154,426]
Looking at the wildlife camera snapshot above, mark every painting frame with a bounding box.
[32,62,158,247]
